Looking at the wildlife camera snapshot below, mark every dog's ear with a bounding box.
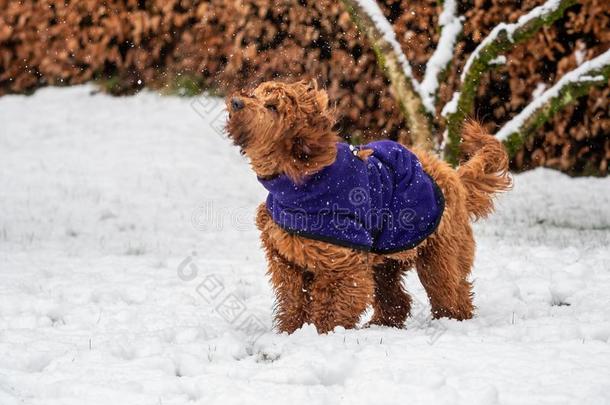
[291,136,313,161]
[276,80,339,183]
[289,119,336,164]
[284,129,338,183]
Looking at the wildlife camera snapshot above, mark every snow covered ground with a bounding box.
[1,86,609,405]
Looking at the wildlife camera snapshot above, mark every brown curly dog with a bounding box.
[226,80,511,334]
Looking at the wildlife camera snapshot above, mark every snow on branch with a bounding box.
[442,0,577,165]
[340,0,433,149]
[460,0,575,83]
[420,0,463,114]
[497,49,610,155]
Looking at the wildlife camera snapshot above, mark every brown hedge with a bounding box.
[1,0,608,175]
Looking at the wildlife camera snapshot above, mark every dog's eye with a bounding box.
[265,104,278,113]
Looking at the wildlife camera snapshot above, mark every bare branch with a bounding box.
[497,49,610,156]
[340,0,434,150]
[442,0,578,165]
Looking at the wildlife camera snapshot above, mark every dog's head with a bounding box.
[225,80,339,182]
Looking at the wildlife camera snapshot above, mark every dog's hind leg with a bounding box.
[368,259,411,328]
[307,262,374,334]
[416,229,474,321]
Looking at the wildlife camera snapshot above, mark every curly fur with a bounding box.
[227,80,512,334]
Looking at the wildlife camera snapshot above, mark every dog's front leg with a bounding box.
[266,253,312,333]
[258,205,310,333]
[369,259,412,328]
[307,262,374,334]
[256,203,374,334]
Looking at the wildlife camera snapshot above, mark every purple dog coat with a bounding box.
[258,141,445,254]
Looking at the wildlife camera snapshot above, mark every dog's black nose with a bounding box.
[231,97,245,111]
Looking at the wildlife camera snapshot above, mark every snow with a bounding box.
[574,42,587,66]
[488,55,506,65]
[420,0,463,113]
[532,82,547,98]
[497,48,610,140]
[441,90,460,117]
[355,0,420,91]
[1,86,610,404]
[461,0,564,82]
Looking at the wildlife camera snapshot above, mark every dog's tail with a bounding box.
[457,120,512,220]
